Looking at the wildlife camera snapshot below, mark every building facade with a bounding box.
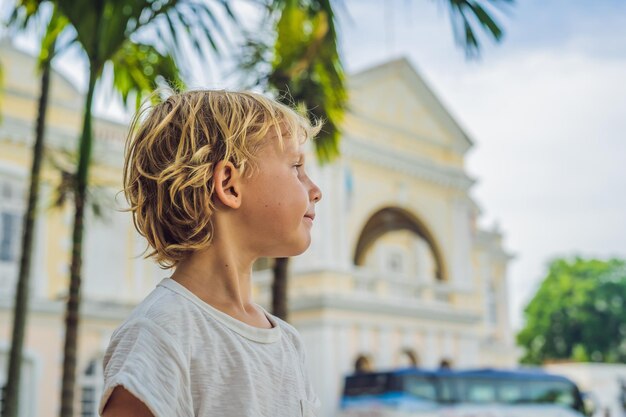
[0,41,517,417]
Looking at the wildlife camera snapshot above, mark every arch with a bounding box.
[398,348,420,367]
[353,207,447,281]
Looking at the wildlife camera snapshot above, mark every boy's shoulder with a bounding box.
[112,279,194,339]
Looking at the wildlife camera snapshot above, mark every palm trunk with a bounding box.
[2,43,54,417]
[272,257,290,321]
[59,69,97,417]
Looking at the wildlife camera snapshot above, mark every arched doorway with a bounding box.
[353,207,447,281]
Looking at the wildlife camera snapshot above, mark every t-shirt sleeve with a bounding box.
[98,318,192,417]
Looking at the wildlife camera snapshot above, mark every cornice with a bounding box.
[341,135,475,191]
[0,115,126,166]
[0,296,134,322]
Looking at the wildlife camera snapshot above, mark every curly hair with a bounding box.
[123,90,322,268]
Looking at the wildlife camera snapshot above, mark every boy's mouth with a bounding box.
[304,213,316,221]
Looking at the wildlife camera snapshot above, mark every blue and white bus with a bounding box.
[339,368,589,417]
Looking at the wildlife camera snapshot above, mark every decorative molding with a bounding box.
[342,135,475,191]
[289,293,481,324]
[0,115,126,167]
[0,296,134,321]
[1,85,82,112]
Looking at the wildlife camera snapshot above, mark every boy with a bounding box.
[99,90,323,417]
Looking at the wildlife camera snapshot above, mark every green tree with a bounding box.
[23,1,234,416]
[517,257,626,365]
[241,0,513,320]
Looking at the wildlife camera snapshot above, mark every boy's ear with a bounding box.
[213,160,242,209]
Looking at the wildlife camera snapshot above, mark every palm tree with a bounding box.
[242,0,513,321]
[24,1,235,416]
[1,5,67,417]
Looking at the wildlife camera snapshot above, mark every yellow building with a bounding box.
[0,41,517,417]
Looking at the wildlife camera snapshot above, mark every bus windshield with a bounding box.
[341,368,586,415]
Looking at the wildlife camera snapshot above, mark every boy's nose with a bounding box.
[309,180,322,203]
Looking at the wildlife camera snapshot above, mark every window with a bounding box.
[81,387,96,417]
[0,211,19,262]
[388,252,403,273]
[80,359,103,417]
[0,178,24,264]
[379,247,406,275]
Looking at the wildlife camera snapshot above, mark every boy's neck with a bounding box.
[169,236,270,327]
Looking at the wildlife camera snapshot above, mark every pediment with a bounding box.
[348,58,472,154]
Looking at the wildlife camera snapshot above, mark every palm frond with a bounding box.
[242,0,347,165]
[110,41,184,109]
[439,0,513,57]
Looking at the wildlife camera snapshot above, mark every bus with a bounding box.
[339,368,589,417]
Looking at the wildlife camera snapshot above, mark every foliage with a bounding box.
[517,257,626,364]
[436,0,514,57]
[241,0,347,164]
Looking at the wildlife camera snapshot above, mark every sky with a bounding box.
[4,0,626,330]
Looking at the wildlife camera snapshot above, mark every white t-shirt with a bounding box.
[99,278,320,417]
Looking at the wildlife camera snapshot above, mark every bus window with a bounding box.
[402,376,437,401]
[497,380,526,404]
[344,374,385,396]
[464,380,497,403]
[528,381,575,408]
[437,376,456,403]
[343,373,400,397]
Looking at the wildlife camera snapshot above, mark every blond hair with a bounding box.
[123,89,322,268]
